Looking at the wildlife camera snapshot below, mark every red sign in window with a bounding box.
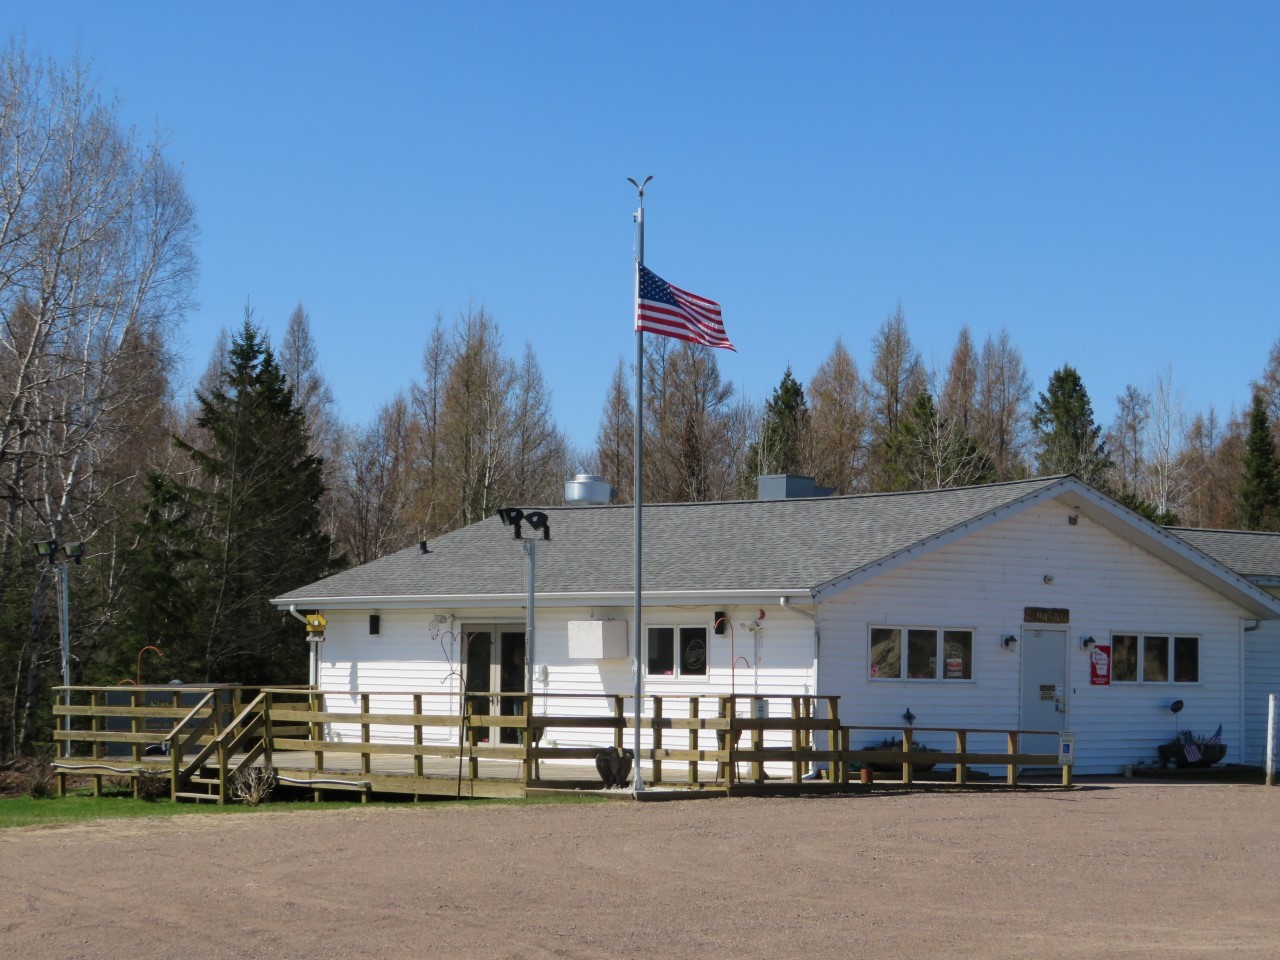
[1090,645,1111,685]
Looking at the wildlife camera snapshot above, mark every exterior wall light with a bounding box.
[1001,634,1018,648]
[1080,636,1096,649]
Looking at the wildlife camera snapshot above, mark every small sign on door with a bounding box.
[1039,684,1057,701]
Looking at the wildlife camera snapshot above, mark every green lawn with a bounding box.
[0,790,606,830]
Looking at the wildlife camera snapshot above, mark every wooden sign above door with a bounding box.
[1024,607,1070,624]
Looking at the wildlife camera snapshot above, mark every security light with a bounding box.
[62,541,85,564]
[34,540,57,563]
[524,511,551,541]
[497,507,526,538]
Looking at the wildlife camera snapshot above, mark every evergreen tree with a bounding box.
[1239,393,1280,531]
[745,366,809,481]
[130,317,335,682]
[882,391,994,491]
[1031,365,1112,485]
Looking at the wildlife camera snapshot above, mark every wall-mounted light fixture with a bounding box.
[1001,634,1018,649]
[1043,574,1054,585]
[1080,636,1096,649]
[902,707,916,726]
[1067,514,1079,526]
[1170,699,1184,715]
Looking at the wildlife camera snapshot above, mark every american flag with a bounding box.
[636,265,735,351]
[1183,740,1202,763]
[1208,724,1223,744]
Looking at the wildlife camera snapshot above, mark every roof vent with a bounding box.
[756,474,835,500]
[565,473,616,506]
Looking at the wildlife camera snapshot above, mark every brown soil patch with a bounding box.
[2,782,1278,959]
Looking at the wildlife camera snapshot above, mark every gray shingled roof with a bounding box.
[275,476,1069,604]
[1171,528,1280,583]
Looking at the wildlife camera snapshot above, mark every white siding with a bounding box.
[819,500,1250,775]
[316,603,818,761]
[1244,617,1280,767]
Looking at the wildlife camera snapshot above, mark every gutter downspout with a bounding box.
[289,605,320,687]
[780,596,824,772]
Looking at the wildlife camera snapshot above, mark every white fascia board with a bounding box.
[1054,483,1280,620]
[270,588,813,611]
[811,480,1071,602]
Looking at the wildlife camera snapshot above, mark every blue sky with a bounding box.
[9,3,1278,454]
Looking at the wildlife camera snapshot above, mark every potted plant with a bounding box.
[859,736,939,774]
[1157,729,1227,769]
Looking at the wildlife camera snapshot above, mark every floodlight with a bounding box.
[34,540,57,563]
[62,541,85,564]
[524,511,551,541]
[497,507,525,538]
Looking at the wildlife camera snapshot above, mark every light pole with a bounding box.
[496,508,550,711]
[34,539,85,757]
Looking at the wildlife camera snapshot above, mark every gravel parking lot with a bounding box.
[2,782,1278,959]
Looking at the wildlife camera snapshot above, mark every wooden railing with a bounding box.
[842,724,1073,787]
[51,686,1074,800]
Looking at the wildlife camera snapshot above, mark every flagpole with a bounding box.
[628,174,651,795]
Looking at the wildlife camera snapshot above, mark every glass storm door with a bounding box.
[463,626,526,744]
[1020,628,1067,760]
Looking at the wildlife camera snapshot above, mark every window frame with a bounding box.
[645,623,710,679]
[1110,632,1200,684]
[869,625,975,682]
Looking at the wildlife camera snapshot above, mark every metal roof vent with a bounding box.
[564,473,616,506]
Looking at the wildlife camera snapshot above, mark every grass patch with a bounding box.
[0,789,607,831]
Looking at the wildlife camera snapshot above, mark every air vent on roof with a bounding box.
[564,473,616,506]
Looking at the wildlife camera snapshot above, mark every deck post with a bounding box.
[955,730,968,784]
[413,694,424,780]
[612,696,624,752]
[521,697,534,786]
[652,697,663,786]
[1007,731,1019,785]
[688,697,699,785]
[901,728,914,785]
[360,693,372,785]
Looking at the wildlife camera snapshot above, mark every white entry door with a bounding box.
[1020,628,1067,759]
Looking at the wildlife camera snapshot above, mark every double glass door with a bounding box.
[463,625,526,744]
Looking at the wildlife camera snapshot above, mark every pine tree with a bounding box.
[882,391,994,491]
[1239,393,1280,531]
[745,366,808,482]
[131,317,335,682]
[1031,365,1111,485]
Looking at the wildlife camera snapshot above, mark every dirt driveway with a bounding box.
[2,782,1277,959]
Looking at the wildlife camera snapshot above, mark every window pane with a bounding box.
[870,628,901,679]
[1144,636,1169,682]
[907,629,937,679]
[1113,635,1138,682]
[1174,636,1199,683]
[942,630,973,680]
[679,627,707,676]
[648,627,674,675]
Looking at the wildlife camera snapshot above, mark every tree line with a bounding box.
[2,41,1278,758]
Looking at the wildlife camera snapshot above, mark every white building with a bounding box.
[273,475,1280,775]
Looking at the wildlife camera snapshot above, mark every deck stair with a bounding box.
[169,691,270,804]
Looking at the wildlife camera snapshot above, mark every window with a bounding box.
[1112,633,1199,683]
[870,627,972,680]
[646,626,707,678]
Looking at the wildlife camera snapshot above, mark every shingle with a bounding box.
[275,476,1068,603]
[1171,528,1280,581]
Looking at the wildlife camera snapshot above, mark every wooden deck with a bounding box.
[51,685,1073,802]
